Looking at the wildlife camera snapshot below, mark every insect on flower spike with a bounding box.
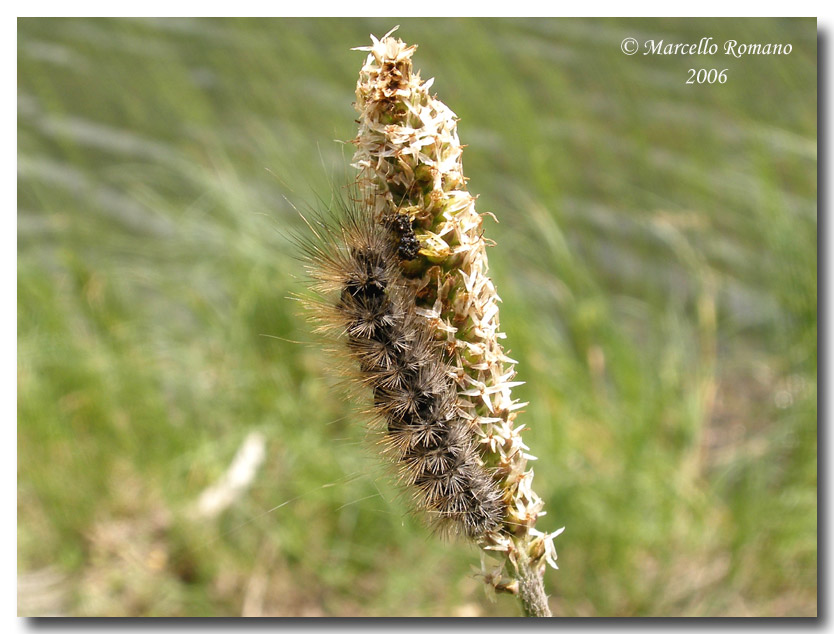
[300,191,506,541]
[349,31,562,616]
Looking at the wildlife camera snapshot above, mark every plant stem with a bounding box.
[517,548,552,617]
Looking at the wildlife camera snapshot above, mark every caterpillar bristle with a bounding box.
[299,191,506,539]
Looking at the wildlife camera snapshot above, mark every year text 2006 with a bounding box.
[686,68,728,84]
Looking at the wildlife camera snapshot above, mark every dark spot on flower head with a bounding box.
[389,213,420,260]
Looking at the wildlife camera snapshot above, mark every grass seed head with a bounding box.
[351,28,561,586]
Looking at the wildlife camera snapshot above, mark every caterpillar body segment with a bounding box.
[300,197,505,538]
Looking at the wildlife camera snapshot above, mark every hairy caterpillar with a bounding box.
[299,194,505,538]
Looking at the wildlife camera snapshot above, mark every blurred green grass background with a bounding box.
[17,17,816,616]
